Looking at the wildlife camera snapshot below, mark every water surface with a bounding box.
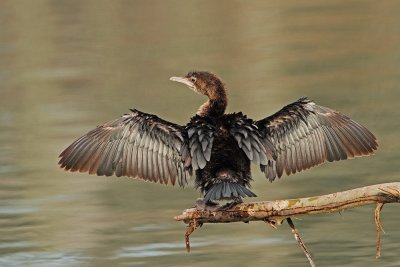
[1,1,400,266]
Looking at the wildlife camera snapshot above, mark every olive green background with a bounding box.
[1,1,399,266]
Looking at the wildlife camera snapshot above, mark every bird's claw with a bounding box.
[217,201,241,211]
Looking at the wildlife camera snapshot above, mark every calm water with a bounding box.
[1,1,400,266]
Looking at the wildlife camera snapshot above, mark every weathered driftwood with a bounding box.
[175,182,400,266]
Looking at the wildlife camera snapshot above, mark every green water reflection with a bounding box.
[1,1,399,266]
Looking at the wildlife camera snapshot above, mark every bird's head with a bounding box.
[170,71,226,100]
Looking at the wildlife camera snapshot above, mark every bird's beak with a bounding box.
[169,76,195,89]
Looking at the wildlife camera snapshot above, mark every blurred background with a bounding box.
[1,1,399,266]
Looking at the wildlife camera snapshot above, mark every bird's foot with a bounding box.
[217,199,243,211]
[205,200,219,206]
[195,199,219,209]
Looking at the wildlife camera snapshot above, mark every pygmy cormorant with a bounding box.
[59,71,378,205]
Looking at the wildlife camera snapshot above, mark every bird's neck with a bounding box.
[197,89,227,118]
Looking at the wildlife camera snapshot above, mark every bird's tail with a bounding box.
[204,182,256,202]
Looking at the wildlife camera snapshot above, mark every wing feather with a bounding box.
[186,116,215,170]
[59,110,192,187]
[228,113,273,166]
[256,97,377,181]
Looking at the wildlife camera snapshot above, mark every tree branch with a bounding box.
[287,217,316,267]
[175,182,400,263]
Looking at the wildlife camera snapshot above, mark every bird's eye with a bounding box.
[190,77,197,83]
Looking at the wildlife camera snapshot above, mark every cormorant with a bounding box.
[59,71,378,205]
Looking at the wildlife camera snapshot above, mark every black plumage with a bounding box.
[59,71,378,204]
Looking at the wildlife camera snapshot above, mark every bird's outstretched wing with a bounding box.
[256,97,378,181]
[59,109,192,187]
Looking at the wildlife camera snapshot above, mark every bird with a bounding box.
[58,71,378,207]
